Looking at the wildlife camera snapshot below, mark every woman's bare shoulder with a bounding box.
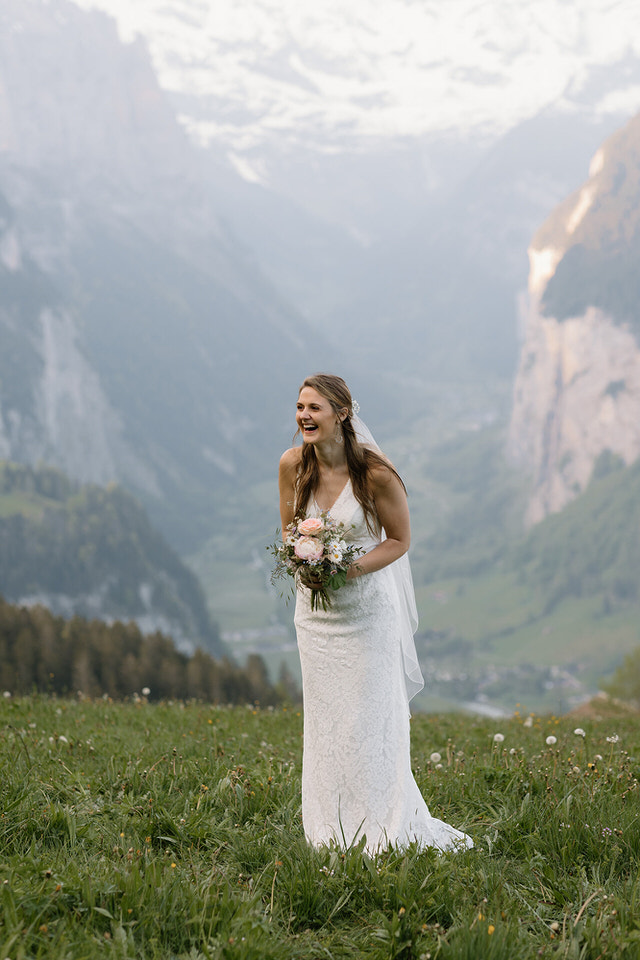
[368,455,403,492]
[279,446,302,474]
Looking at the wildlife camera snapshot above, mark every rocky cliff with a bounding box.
[508,111,640,524]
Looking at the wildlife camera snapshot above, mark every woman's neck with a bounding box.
[313,441,348,472]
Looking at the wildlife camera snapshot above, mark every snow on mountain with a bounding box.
[69,0,640,161]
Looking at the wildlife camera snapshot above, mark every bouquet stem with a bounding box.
[310,587,332,611]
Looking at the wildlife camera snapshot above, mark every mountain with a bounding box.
[70,0,640,153]
[0,461,222,655]
[68,0,640,238]
[63,0,640,402]
[0,0,328,549]
[509,111,640,524]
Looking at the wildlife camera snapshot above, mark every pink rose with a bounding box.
[298,517,324,536]
[294,536,324,562]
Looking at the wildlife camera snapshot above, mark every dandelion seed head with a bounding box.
[493,733,504,743]
[546,735,557,745]
[573,728,586,737]
[429,752,442,763]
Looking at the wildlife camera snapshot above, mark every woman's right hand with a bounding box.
[299,567,323,590]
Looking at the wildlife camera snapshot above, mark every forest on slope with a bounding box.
[0,596,288,703]
[0,461,221,656]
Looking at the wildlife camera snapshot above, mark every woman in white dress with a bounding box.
[279,373,472,855]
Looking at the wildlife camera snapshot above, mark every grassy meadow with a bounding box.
[2,696,640,958]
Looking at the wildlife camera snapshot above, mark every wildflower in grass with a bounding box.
[3,691,10,698]
[607,734,620,744]
[546,735,557,746]
[574,728,586,737]
[523,716,533,727]
[142,687,151,697]
[429,752,442,763]
[602,827,613,837]
[488,925,495,935]
[493,733,504,743]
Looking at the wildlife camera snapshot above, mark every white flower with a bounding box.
[142,687,151,697]
[606,734,620,744]
[546,735,557,746]
[3,691,11,698]
[435,763,443,770]
[429,752,442,763]
[58,735,69,744]
[509,748,517,755]
[572,766,581,774]
[493,733,504,743]
[573,728,586,737]
[523,716,533,728]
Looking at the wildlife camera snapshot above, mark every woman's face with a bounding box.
[296,386,341,445]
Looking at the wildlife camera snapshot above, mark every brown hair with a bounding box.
[294,373,406,534]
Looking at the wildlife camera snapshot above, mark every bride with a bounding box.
[279,373,472,855]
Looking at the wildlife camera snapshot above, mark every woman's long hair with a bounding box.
[293,373,406,534]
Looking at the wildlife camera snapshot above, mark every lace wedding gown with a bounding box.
[294,479,473,856]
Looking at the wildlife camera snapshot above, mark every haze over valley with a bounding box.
[1,0,640,712]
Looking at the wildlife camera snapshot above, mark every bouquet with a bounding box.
[268,514,364,611]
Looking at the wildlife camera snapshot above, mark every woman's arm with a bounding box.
[279,447,322,589]
[347,464,410,579]
[278,447,301,534]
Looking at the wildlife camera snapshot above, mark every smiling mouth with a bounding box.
[302,423,317,433]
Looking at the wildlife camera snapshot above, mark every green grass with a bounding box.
[0,490,49,519]
[415,572,640,679]
[2,697,640,958]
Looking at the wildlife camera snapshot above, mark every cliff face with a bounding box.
[0,0,321,548]
[509,112,640,525]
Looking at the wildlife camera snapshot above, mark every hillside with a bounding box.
[406,435,640,713]
[0,461,222,655]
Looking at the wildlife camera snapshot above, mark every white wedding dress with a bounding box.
[294,479,473,856]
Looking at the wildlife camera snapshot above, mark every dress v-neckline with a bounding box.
[314,478,350,514]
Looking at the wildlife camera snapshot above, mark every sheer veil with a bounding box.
[352,413,424,703]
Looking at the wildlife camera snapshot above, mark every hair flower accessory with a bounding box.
[351,400,360,414]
